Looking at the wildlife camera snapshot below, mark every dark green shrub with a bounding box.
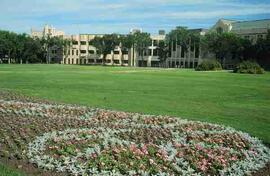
[195,60,222,71]
[234,61,264,74]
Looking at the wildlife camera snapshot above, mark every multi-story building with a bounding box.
[32,18,270,67]
[31,24,65,38]
[211,19,270,43]
[63,34,130,66]
[210,19,270,68]
[135,30,166,67]
[63,30,166,67]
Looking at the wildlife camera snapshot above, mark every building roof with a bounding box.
[231,19,270,31]
[219,19,237,25]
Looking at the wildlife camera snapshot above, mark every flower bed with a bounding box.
[0,97,269,175]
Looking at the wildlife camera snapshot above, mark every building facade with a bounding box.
[62,31,166,67]
[210,19,270,68]
[31,25,65,38]
[211,19,270,43]
[31,18,270,67]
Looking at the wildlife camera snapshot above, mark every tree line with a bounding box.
[201,30,270,69]
[0,30,68,64]
[0,28,269,69]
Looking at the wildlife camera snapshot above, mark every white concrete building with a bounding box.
[211,19,270,43]
[63,30,166,67]
[31,25,65,38]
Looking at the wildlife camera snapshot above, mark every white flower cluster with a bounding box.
[1,99,269,175]
[0,100,97,119]
[27,115,270,176]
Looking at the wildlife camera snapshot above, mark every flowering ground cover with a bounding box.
[0,92,269,175]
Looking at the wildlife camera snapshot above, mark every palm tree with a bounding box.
[119,34,133,66]
[132,32,151,67]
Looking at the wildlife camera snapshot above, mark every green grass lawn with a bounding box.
[0,163,25,176]
[0,64,269,144]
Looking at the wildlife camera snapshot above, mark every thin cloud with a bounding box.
[0,0,269,34]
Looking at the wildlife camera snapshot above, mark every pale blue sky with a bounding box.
[0,0,269,35]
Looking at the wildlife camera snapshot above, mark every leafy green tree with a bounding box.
[132,32,151,67]
[119,34,133,66]
[202,32,243,67]
[167,27,190,57]
[166,27,202,68]
[255,30,270,69]
[90,34,120,65]
[41,36,70,64]
[157,40,169,67]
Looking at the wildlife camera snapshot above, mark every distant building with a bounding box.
[129,28,143,34]
[31,24,65,38]
[209,19,270,68]
[32,19,270,67]
[63,34,129,66]
[63,31,166,67]
[211,19,270,43]
[138,31,166,67]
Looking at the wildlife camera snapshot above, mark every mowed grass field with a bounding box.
[0,64,269,144]
[0,163,24,176]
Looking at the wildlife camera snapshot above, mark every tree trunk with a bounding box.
[188,38,191,68]
[8,51,11,64]
[103,53,107,66]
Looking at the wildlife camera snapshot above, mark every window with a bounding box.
[89,50,95,54]
[106,60,111,63]
[72,50,74,55]
[144,50,148,56]
[122,50,128,55]
[195,45,199,58]
[88,59,95,63]
[148,49,152,56]
[153,49,158,56]
[257,34,263,39]
[114,51,120,55]
[123,60,128,64]
[76,50,78,56]
[173,41,176,51]
[181,49,185,57]
[72,41,78,45]
[80,50,86,54]
[96,59,102,63]
[114,60,120,64]
[153,40,158,46]
[80,41,87,45]
[244,35,250,39]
